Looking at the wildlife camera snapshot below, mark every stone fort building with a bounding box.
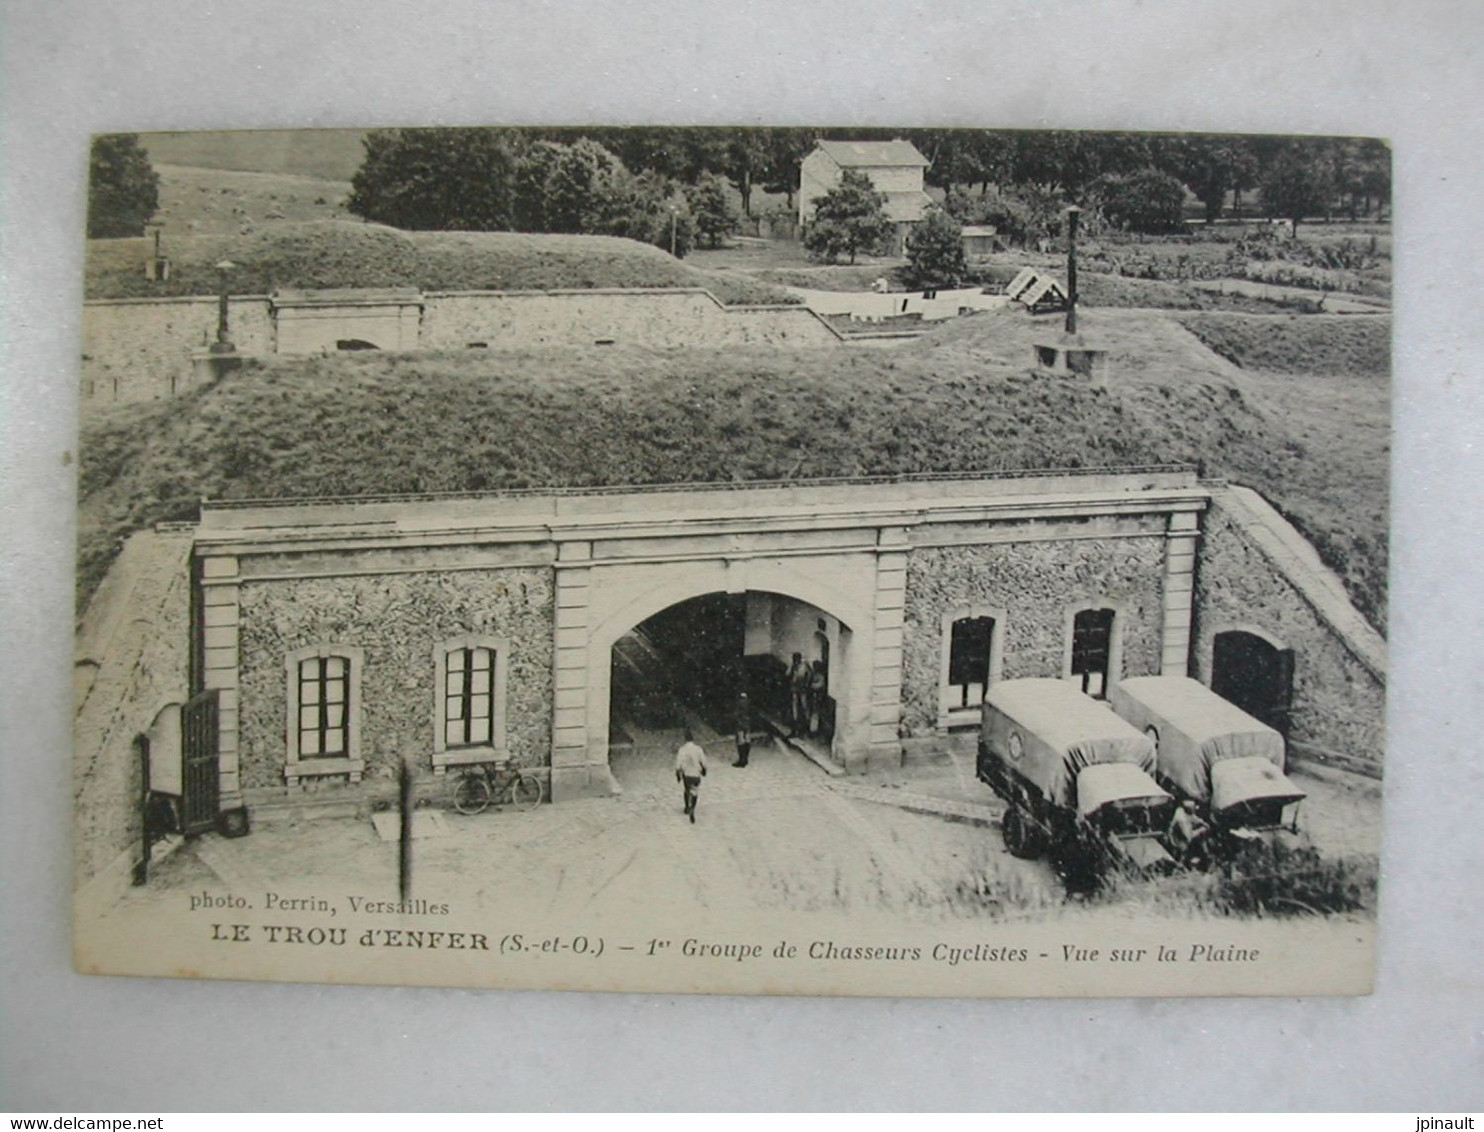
[74,463,1385,898]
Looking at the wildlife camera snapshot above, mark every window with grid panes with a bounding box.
[444,646,496,748]
[298,655,350,757]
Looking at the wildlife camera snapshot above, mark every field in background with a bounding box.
[153,163,353,235]
[140,129,369,182]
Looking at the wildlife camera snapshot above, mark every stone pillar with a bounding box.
[199,555,243,808]
[866,528,910,772]
[1160,511,1201,675]
[551,542,610,800]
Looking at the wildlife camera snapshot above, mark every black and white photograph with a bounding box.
[71,124,1389,997]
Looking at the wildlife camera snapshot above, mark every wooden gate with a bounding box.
[180,689,220,835]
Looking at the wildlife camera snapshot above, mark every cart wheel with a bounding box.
[453,773,491,815]
[509,773,544,811]
[1005,806,1046,859]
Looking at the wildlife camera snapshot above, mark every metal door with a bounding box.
[180,689,220,835]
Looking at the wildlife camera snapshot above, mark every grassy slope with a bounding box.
[86,222,795,307]
[140,130,369,181]
[1175,312,1390,376]
[77,306,1389,629]
[154,164,353,235]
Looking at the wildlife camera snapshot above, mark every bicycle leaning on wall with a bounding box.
[451,758,545,815]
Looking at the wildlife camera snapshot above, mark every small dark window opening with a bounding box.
[948,616,995,709]
[466,341,488,349]
[1071,608,1115,698]
[336,339,380,351]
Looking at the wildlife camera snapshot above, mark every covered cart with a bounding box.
[977,679,1175,874]
[1108,676,1305,846]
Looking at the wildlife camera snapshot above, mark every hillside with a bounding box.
[77,306,1388,629]
[140,129,369,181]
[153,163,353,235]
[85,221,796,307]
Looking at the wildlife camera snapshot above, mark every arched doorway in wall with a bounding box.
[1211,629,1295,736]
[607,590,852,793]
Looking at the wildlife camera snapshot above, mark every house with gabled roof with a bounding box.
[798,139,932,255]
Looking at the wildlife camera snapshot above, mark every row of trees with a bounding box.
[346,129,730,257]
[346,128,1388,251]
[88,128,1389,248]
[512,128,1390,226]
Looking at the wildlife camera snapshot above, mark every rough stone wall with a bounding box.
[422,290,837,350]
[703,305,838,347]
[73,529,194,887]
[81,298,274,404]
[900,535,1167,736]
[80,291,838,404]
[1193,501,1385,765]
[236,568,554,789]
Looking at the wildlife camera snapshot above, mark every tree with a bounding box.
[518,138,626,233]
[87,134,159,238]
[1173,137,1257,224]
[1258,143,1334,237]
[1094,167,1188,233]
[349,128,519,230]
[802,170,892,264]
[903,208,967,288]
[599,169,696,258]
[760,128,820,210]
[686,173,738,247]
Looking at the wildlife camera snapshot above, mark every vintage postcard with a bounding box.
[72,126,1388,996]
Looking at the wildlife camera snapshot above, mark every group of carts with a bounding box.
[977,675,1308,881]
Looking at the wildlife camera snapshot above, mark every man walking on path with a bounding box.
[675,728,708,824]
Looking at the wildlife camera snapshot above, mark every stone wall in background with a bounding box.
[73,529,194,890]
[1194,497,1386,768]
[900,530,1167,736]
[82,297,274,404]
[81,288,839,404]
[236,568,554,792]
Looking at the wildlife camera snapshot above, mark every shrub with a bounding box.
[1093,167,1188,234]
[901,208,968,289]
[947,183,1065,246]
[686,173,739,249]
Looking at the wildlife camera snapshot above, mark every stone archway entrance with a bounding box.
[606,590,854,790]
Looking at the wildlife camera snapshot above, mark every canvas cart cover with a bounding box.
[982,679,1156,808]
[1110,676,1287,803]
[1210,756,1307,814]
[1076,762,1172,817]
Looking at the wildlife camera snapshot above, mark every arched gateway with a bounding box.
[190,468,1211,811]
